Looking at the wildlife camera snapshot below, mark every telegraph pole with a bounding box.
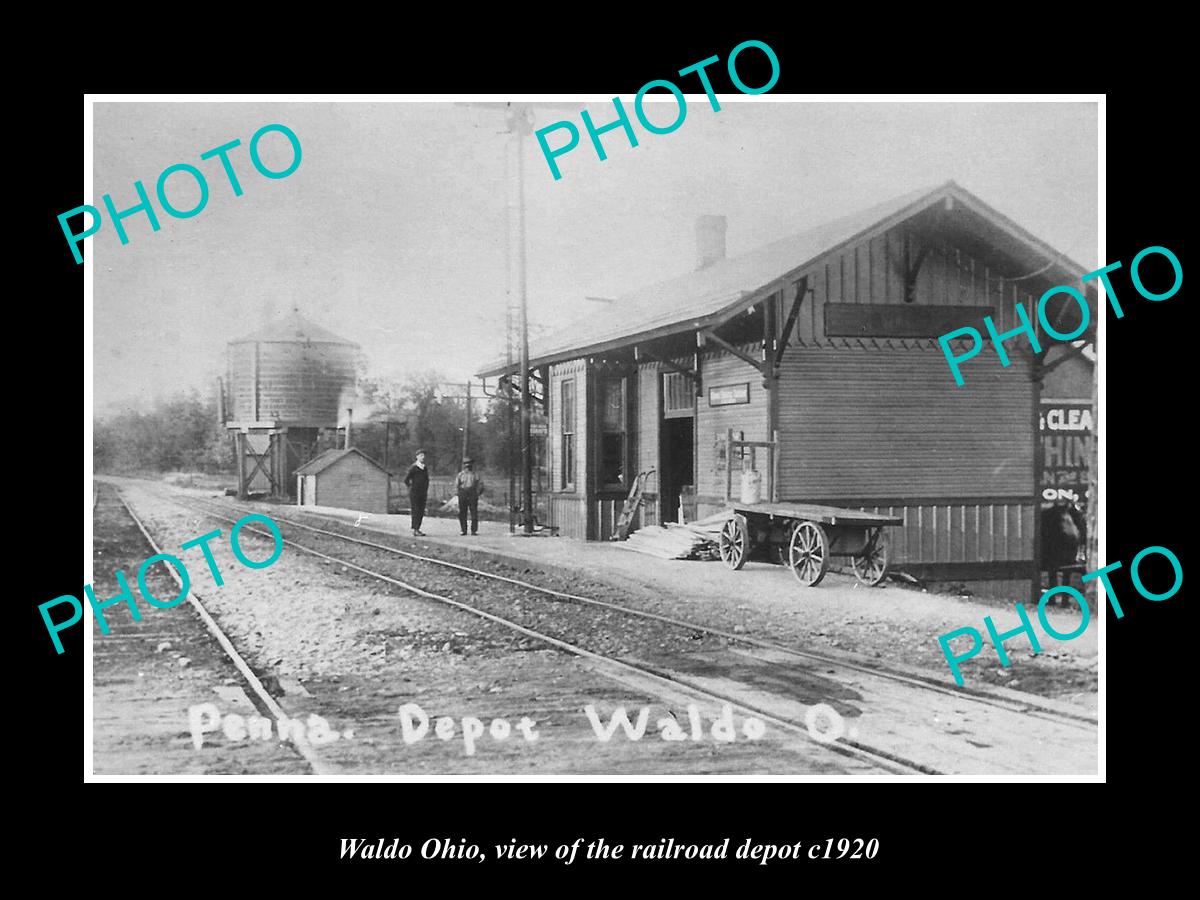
[459,101,575,535]
[464,380,471,460]
[510,106,535,534]
[437,381,480,463]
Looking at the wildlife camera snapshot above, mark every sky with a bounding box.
[91,99,1098,417]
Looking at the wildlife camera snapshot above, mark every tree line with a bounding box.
[93,370,521,477]
[94,391,233,473]
[352,370,519,476]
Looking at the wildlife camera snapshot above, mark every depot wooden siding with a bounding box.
[637,363,661,526]
[770,223,1040,574]
[880,500,1034,566]
[776,349,1034,499]
[537,212,1051,583]
[695,351,770,507]
[791,226,1045,345]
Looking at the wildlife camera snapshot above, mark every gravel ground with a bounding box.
[105,479,875,774]
[91,484,313,775]
[189,490,1098,711]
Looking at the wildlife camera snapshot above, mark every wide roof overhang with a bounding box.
[477,181,1095,378]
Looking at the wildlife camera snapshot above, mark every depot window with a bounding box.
[560,379,576,491]
[598,376,627,491]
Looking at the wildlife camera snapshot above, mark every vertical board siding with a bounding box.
[840,500,1033,565]
[813,264,827,342]
[548,494,587,540]
[592,498,647,541]
[695,350,770,500]
[870,234,887,304]
[638,363,660,484]
[950,505,965,562]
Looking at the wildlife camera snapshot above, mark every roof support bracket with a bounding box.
[636,346,700,386]
[773,276,810,371]
[699,328,767,374]
[1037,339,1094,380]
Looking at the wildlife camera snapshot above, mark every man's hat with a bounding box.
[416,448,427,455]
[463,457,474,465]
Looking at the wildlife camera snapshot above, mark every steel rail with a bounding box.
[110,486,334,776]
[161,491,942,775]
[182,492,1096,730]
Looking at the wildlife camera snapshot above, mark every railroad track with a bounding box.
[97,484,332,775]
[120,484,942,775]
[178,490,1096,731]
[121,484,1096,774]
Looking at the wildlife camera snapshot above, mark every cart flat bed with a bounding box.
[729,502,903,528]
[719,501,904,587]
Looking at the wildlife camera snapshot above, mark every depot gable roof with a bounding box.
[477,180,1090,377]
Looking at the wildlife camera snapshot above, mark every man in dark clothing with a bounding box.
[453,458,485,535]
[404,449,430,536]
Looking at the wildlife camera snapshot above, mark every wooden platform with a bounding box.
[729,501,904,527]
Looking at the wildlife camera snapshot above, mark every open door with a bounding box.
[660,415,694,523]
[659,371,695,523]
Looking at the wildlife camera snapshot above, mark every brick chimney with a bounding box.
[696,215,727,270]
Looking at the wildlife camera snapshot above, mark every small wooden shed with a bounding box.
[294,447,390,513]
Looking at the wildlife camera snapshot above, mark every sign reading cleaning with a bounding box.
[1040,400,1093,504]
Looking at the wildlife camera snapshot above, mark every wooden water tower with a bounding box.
[224,310,359,499]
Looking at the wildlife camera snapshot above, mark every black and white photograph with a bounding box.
[82,95,1103,779]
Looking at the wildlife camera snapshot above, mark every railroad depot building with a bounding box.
[480,182,1096,599]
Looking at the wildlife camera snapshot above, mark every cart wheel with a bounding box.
[852,530,890,586]
[788,520,829,587]
[719,514,749,571]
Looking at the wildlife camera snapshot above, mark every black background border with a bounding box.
[21,25,1188,880]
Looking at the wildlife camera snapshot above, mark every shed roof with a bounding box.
[232,310,358,346]
[478,180,1090,377]
[294,447,390,477]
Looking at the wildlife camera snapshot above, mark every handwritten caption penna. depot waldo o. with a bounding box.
[42,513,283,654]
[938,245,1182,386]
[937,544,1182,686]
[393,700,856,755]
[534,39,780,181]
[58,123,302,264]
[188,704,351,750]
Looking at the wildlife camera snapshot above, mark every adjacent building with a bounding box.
[294,447,391,513]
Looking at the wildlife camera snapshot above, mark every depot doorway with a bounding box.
[660,416,694,523]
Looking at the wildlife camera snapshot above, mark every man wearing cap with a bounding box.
[453,458,485,536]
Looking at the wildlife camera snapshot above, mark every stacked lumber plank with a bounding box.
[615,515,730,561]
[673,511,731,540]
[616,526,707,559]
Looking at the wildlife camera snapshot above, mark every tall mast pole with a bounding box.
[504,105,535,534]
[463,380,472,461]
